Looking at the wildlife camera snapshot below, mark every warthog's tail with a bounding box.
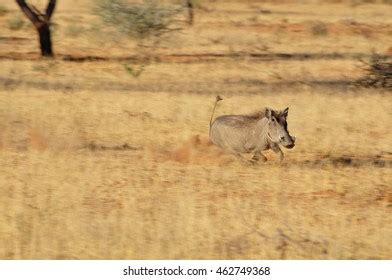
[209,95,223,128]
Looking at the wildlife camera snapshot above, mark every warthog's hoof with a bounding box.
[251,156,267,162]
[250,157,267,165]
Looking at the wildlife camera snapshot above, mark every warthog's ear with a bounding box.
[281,107,289,118]
[265,107,273,119]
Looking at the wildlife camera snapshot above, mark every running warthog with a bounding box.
[209,96,296,163]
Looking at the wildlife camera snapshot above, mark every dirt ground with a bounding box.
[0,0,391,259]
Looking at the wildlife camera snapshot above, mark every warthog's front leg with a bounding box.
[271,145,284,162]
[251,151,267,163]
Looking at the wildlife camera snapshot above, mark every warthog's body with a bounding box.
[209,96,295,162]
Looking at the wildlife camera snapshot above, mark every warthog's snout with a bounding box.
[283,136,296,149]
[282,135,296,149]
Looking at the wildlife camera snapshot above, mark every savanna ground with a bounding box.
[0,0,391,259]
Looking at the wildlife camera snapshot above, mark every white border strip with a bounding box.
[0,260,391,280]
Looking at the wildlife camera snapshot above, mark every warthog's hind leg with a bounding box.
[251,151,267,163]
[271,145,284,162]
[231,152,258,165]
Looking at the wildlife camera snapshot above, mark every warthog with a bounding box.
[209,96,296,163]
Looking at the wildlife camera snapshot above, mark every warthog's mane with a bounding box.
[244,108,268,120]
[245,108,283,120]
[214,108,281,128]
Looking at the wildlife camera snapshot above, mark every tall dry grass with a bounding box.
[0,86,391,259]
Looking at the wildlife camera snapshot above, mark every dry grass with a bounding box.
[0,0,391,259]
[0,87,391,259]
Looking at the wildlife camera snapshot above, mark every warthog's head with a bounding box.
[265,107,296,149]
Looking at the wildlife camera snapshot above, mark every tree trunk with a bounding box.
[37,23,53,57]
[15,0,56,57]
[186,0,194,25]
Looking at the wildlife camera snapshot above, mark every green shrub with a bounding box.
[8,17,25,30]
[94,0,182,39]
[0,5,9,16]
[123,63,145,78]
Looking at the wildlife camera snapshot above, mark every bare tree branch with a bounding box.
[30,4,45,20]
[15,0,41,25]
[45,0,56,20]
[16,0,56,23]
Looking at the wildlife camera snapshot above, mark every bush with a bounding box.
[123,63,145,78]
[0,5,8,16]
[8,17,25,30]
[355,55,392,89]
[94,0,182,39]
